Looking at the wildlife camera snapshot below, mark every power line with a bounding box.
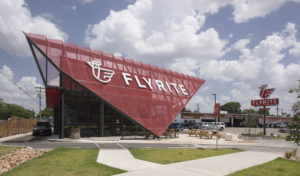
[0,9,42,104]
[0,71,38,101]
[0,9,38,77]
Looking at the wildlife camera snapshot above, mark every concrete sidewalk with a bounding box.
[112,151,281,176]
[96,144,161,171]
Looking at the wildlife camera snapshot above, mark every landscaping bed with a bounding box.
[0,146,48,174]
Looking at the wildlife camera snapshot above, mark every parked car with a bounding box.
[203,124,217,131]
[169,123,184,132]
[183,121,195,129]
[32,121,52,136]
[277,122,287,128]
[257,123,268,128]
[199,122,210,129]
[210,122,225,131]
[268,122,277,128]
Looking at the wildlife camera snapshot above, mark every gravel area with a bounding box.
[0,147,50,174]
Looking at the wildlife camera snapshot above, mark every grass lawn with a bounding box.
[2,148,125,176]
[273,136,286,140]
[0,145,21,156]
[129,148,241,164]
[228,158,300,176]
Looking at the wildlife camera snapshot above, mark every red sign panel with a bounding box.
[214,103,219,117]
[259,85,275,99]
[26,33,205,137]
[258,107,270,111]
[251,98,279,107]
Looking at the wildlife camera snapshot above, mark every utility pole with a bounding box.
[263,105,266,136]
[196,103,200,112]
[35,87,45,119]
[281,108,284,117]
[212,93,218,149]
[276,104,279,117]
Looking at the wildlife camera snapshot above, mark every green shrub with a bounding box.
[285,151,293,158]
[285,149,297,159]
[256,131,264,136]
[292,149,297,156]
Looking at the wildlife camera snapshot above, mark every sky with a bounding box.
[0,0,300,116]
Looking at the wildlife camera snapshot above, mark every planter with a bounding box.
[71,128,80,139]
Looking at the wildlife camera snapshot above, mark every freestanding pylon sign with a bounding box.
[251,84,279,136]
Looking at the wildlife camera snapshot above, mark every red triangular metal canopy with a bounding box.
[26,33,205,137]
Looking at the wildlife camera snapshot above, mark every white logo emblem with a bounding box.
[87,60,114,84]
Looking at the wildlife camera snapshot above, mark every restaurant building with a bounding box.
[25,33,205,138]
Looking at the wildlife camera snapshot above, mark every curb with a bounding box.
[0,132,32,142]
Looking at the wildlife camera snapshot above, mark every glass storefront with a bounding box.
[63,89,101,137]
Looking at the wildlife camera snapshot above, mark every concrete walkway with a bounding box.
[97,148,281,176]
[96,144,161,171]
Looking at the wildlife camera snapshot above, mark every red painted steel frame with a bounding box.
[26,33,205,137]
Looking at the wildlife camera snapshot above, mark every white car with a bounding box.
[199,122,210,129]
[210,122,225,131]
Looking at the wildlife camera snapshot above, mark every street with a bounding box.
[1,134,299,154]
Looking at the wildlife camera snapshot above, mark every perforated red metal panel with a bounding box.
[45,89,60,108]
[26,33,205,137]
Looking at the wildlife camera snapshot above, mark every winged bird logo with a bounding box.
[87,60,114,84]
[259,84,274,99]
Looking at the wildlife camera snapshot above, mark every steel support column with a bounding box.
[60,75,65,138]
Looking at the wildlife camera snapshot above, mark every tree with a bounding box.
[243,108,256,114]
[0,98,10,120]
[286,78,300,145]
[220,102,241,114]
[0,97,35,120]
[36,107,54,118]
[289,79,300,113]
[258,109,269,116]
[181,107,191,112]
[286,115,300,145]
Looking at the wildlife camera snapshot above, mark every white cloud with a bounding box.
[199,23,300,114]
[187,95,214,113]
[289,42,300,57]
[71,5,77,11]
[191,0,300,23]
[233,81,252,90]
[84,0,300,115]
[200,22,300,85]
[85,0,228,70]
[0,65,44,113]
[0,0,67,56]
[230,0,285,23]
[0,65,14,81]
[220,95,231,103]
[199,86,209,92]
[169,58,198,76]
[78,0,95,5]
